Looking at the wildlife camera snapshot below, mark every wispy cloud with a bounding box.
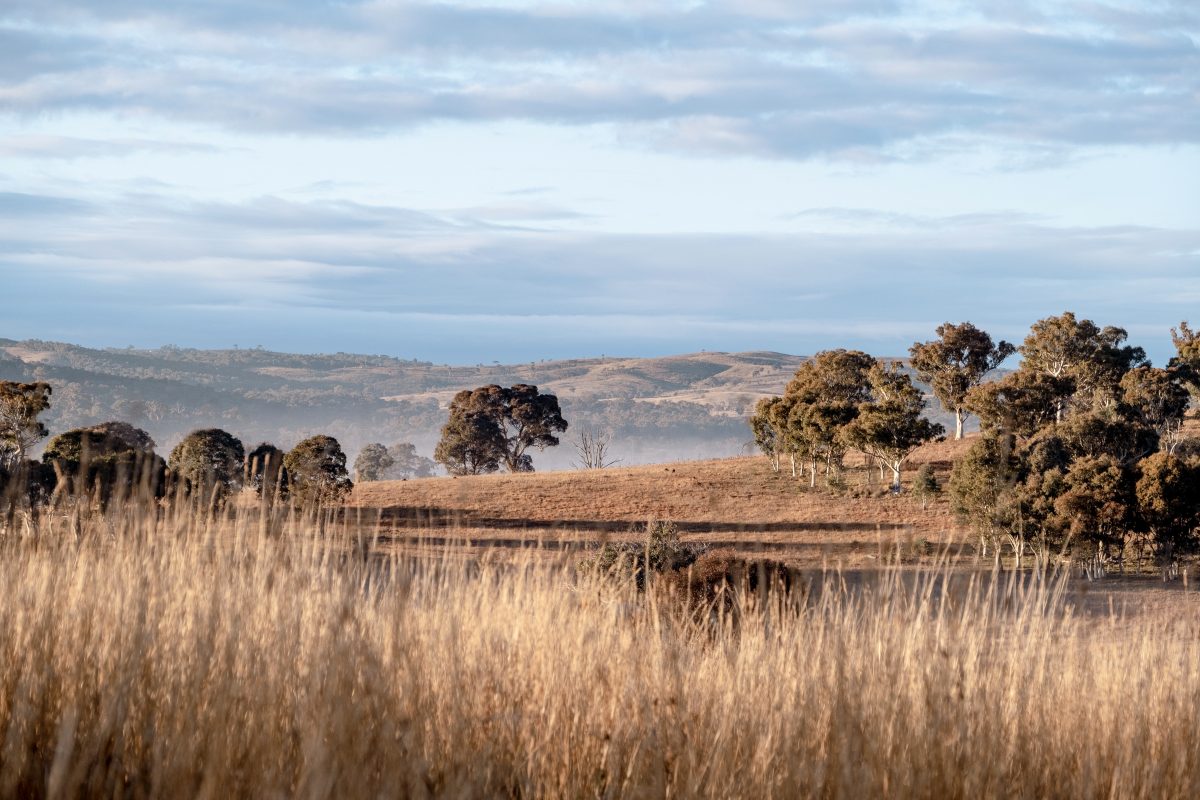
[2,1,1195,160]
[4,186,1197,361]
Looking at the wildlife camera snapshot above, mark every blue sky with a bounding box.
[1,0,1197,364]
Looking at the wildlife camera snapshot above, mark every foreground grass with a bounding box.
[1,507,1199,798]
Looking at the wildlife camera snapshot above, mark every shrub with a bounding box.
[580,520,707,588]
[169,429,245,503]
[912,464,940,509]
[664,548,800,607]
[245,442,289,501]
[43,422,165,504]
[285,435,353,507]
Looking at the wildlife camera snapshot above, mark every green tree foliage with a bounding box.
[0,459,56,513]
[750,396,784,472]
[285,435,353,506]
[354,443,395,482]
[434,385,567,475]
[169,429,245,502]
[434,400,506,476]
[1019,311,1147,419]
[1168,321,1200,398]
[911,464,939,510]
[949,434,1020,558]
[909,322,1015,439]
[965,370,1067,438]
[782,350,875,485]
[1053,455,1135,558]
[387,442,436,479]
[0,381,52,468]
[43,421,164,502]
[842,362,945,491]
[244,442,288,500]
[1135,453,1200,564]
[1119,366,1190,451]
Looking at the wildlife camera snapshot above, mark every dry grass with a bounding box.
[350,445,972,567]
[3,501,1200,798]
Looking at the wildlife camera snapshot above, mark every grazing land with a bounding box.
[350,445,1200,623]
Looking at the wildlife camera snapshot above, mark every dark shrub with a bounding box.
[664,549,801,608]
[580,520,708,588]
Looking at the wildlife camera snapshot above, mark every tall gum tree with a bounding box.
[909,322,1015,440]
[1020,312,1147,420]
[0,381,52,469]
[842,362,945,491]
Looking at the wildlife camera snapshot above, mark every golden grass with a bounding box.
[350,449,971,568]
[2,502,1200,798]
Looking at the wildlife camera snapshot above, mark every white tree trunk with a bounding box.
[954,409,965,440]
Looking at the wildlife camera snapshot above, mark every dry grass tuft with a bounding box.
[1,503,1199,798]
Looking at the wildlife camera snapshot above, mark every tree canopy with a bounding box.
[909,322,1015,439]
[169,429,245,502]
[434,385,567,476]
[0,381,52,469]
[285,435,352,506]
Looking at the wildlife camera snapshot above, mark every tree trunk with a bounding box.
[809,461,817,488]
[889,462,901,492]
[789,453,796,478]
[954,409,965,440]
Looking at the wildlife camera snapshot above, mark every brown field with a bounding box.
[350,436,1200,620]
[351,440,970,555]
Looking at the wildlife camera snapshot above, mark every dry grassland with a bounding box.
[2,502,1200,798]
[352,438,975,561]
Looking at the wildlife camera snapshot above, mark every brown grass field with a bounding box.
[4,437,1200,797]
[351,440,970,558]
[349,437,1200,621]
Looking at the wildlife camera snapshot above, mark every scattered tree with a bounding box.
[245,442,288,500]
[572,427,620,469]
[169,429,245,502]
[1134,452,1200,567]
[0,381,52,469]
[387,443,437,478]
[43,421,163,502]
[1020,312,1147,419]
[1169,320,1200,398]
[911,465,940,510]
[434,401,506,476]
[285,435,353,505]
[354,443,395,482]
[909,322,1015,439]
[1120,367,1190,452]
[841,362,945,491]
[434,385,567,475]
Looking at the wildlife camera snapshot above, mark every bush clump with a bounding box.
[581,520,708,588]
[664,548,801,607]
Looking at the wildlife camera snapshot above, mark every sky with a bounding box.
[1,0,1198,364]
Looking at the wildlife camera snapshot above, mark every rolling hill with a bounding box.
[0,338,821,468]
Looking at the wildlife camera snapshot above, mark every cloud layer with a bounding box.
[2,1,1196,160]
[8,186,1197,362]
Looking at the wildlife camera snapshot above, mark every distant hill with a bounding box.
[0,339,825,468]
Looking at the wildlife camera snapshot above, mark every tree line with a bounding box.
[751,312,1200,572]
[0,395,356,510]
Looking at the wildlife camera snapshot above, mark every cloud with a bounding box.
[1,1,1195,160]
[0,134,221,159]
[3,186,1197,362]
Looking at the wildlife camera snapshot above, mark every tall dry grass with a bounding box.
[1,501,1199,798]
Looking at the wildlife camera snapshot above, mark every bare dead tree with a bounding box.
[572,428,621,469]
